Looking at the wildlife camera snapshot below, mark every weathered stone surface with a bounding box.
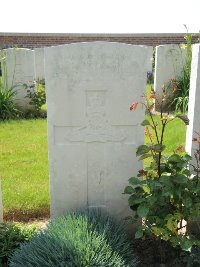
[154,45,186,110]
[2,48,35,109]
[186,44,200,161]
[34,48,45,80]
[45,42,152,219]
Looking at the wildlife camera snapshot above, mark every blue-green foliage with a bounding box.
[10,210,138,267]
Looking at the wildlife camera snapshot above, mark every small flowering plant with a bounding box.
[124,89,200,251]
[25,79,46,117]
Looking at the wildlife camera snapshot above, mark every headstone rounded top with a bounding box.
[45,41,150,50]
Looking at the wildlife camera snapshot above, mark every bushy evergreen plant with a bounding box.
[10,210,138,267]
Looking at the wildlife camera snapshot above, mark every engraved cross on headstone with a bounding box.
[54,90,134,211]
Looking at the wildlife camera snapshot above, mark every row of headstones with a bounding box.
[1,44,187,111]
[0,42,199,222]
[1,48,45,109]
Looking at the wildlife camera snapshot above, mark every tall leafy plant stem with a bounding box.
[149,110,159,144]
[158,101,168,178]
[146,97,169,177]
[145,98,159,144]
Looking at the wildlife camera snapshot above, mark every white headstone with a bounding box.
[3,48,35,109]
[45,42,152,219]
[0,180,3,222]
[186,44,200,160]
[154,45,186,110]
[34,48,45,80]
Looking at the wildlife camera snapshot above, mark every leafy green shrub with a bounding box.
[25,79,46,118]
[0,83,21,120]
[10,210,138,267]
[187,247,200,267]
[125,93,200,252]
[0,88,20,120]
[0,223,37,266]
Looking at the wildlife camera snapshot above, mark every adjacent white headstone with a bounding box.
[2,48,35,109]
[0,180,3,222]
[45,42,152,219]
[34,48,45,80]
[186,44,200,160]
[154,45,186,110]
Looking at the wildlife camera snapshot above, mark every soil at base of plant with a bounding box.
[3,208,50,222]
[132,237,188,267]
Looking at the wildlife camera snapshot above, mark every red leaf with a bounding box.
[138,169,148,176]
[150,94,156,99]
[148,103,154,111]
[176,145,185,153]
[130,102,139,111]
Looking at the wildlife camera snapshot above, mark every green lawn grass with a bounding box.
[145,114,186,154]
[0,114,187,221]
[145,83,186,153]
[0,119,49,220]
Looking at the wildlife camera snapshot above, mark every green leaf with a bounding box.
[168,154,182,163]
[162,189,173,197]
[153,154,159,162]
[183,154,192,161]
[182,196,192,208]
[166,217,177,233]
[174,213,181,220]
[139,154,152,160]
[128,177,141,185]
[137,203,149,217]
[128,195,144,206]
[160,175,173,187]
[135,229,144,239]
[150,161,158,170]
[181,239,193,251]
[136,145,150,157]
[143,184,150,194]
[173,174,188,184]
[141,119,150,126]
[151,226,163,236]
[151,144,166,153]
[148,195,157,205]
[124,186,135,194]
